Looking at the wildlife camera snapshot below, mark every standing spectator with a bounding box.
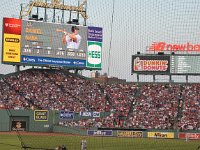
[62,145,67,150]
[81,138,87,150]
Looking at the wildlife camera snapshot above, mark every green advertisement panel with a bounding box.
[87,41,102,68]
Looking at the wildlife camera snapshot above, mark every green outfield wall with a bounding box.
[0,110,199,140]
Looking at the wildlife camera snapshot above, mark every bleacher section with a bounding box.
[0,69,199,131]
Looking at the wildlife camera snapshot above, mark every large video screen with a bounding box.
[2,18,103,69]
[132,55,170,74]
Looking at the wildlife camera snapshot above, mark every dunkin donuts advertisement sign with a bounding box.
[132,55,170,74]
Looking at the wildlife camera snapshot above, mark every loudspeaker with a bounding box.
[72,19,78,23]
[158,52,164,55]
[39,18,43,21]
[67,21,72,24]
[72,19,79,25]
[32,14,38,19]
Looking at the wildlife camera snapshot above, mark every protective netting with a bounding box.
[0,0,200,150]
[1,0,200,81]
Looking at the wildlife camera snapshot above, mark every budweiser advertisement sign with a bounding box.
[149,42,200,52]
[132,55,170,74]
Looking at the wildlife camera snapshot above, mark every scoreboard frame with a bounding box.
[1,17,103,70]
[132,54,200,75]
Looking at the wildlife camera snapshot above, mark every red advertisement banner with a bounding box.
[3,18,22,35]
[179,133,200,139]
[149,42,200,52]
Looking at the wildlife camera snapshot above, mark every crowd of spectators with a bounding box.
[176,84,200,130]
[127,84,180,129]
[0,69,199,130]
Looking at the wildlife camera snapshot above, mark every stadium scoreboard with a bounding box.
[170,55,200,74]
[132,54,200,75]
[2,17,103,69]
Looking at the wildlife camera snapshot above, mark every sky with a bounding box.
[1,0,200,82]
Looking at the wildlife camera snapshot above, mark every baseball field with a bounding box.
[0,132,199,150]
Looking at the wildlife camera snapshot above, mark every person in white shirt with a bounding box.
[81,138,87,150]
[62,26,82,50]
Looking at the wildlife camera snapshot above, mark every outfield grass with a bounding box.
[0,134,199,150]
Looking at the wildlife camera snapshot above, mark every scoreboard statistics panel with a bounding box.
[2,17,103,69]
[170,55,200,74]
[21,19,87,67]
